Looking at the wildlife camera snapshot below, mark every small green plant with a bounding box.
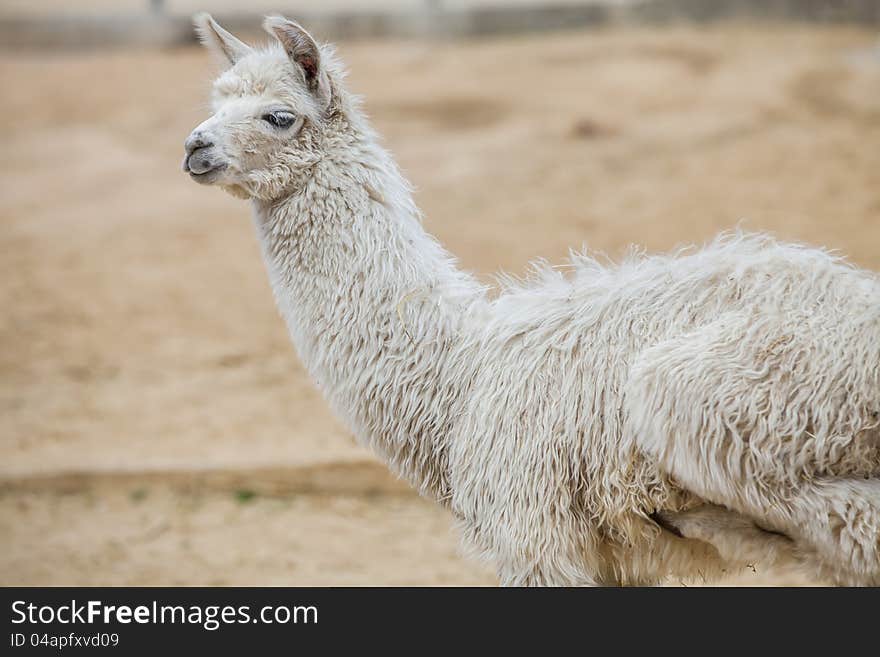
[234,489,257,504]
[130,488,148,503]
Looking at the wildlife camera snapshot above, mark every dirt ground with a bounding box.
[1,24,879,586]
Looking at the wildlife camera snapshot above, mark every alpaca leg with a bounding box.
[777,477,880,585]
[626,316,880,583]
[653,504,803,571]
[490,537,616,586]
[652,473,880,583]
[497,564,605,587]
[495,550,611,586]
[634,416,880,582]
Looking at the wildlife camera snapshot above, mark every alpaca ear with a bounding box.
[263,16,330,105]
[194,13,252,66]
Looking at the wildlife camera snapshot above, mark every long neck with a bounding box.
[251,122,485,501]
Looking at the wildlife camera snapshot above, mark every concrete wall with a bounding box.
[1,0,877,49]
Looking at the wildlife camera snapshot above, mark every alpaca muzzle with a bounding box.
[184,149,225,176]
[183,132,227,182]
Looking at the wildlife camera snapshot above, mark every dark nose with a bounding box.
[184,132,213,154]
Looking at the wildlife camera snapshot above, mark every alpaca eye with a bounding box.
[263,111,296,129]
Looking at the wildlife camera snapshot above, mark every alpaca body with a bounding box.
[254,154,880,584]
[453,235,880,585]
[186,16,880,585]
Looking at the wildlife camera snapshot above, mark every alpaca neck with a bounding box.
[250,130,485,501]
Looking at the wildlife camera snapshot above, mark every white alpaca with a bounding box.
[184,14,880,585]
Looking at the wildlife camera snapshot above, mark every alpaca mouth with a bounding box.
[183,145,228,179]
[185,160,227,184]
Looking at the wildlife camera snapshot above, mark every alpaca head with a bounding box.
[183,14,336,200]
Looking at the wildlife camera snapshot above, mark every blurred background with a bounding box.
[1,0,879,586]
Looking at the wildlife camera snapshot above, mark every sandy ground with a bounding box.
[1,24,879,585]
